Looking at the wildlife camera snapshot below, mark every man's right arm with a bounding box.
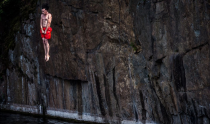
[40,15,44,33]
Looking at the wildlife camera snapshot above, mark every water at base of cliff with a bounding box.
[0,111,85,124]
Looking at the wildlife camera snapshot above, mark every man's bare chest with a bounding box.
[42,15,49,21]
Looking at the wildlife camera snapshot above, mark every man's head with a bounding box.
[42,3,49,15]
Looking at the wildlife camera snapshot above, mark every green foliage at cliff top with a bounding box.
[0,0,11,21]
[0,0,37,65]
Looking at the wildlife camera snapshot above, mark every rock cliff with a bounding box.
[0,0,210,124]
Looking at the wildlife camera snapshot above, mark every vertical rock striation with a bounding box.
[0,0,210,124]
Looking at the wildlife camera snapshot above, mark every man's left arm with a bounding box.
[44,14,52,34]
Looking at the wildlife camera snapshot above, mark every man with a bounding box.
[40,3,52,61]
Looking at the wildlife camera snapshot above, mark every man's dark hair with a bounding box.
[42,3,49,10]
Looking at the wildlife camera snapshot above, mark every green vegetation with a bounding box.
[130,42,138,52]
[0,0,9,21]
[0,0,37,65]
[130,41,142,54]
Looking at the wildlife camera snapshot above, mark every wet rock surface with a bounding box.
[0,0,210,124]
[0,111,84,124]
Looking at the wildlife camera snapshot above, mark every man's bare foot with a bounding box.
[45,55,47,61]
[46,55,50,61]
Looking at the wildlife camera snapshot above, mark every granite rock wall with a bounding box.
[0,0,210,124]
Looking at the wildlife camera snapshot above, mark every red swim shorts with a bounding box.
[40,27,52,39]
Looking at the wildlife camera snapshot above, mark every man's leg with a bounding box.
[45,39,50,61]
[42,38,47,60]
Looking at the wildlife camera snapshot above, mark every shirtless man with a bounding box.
[40,3,52,61]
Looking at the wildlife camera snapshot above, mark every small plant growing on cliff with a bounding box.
[130,41,142,54]
[130,42,138,52]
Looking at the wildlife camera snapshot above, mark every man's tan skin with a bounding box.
[40,6,52,61]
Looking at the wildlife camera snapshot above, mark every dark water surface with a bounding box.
[0,111,85,124]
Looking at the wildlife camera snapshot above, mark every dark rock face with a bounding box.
[0,0,210,124]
